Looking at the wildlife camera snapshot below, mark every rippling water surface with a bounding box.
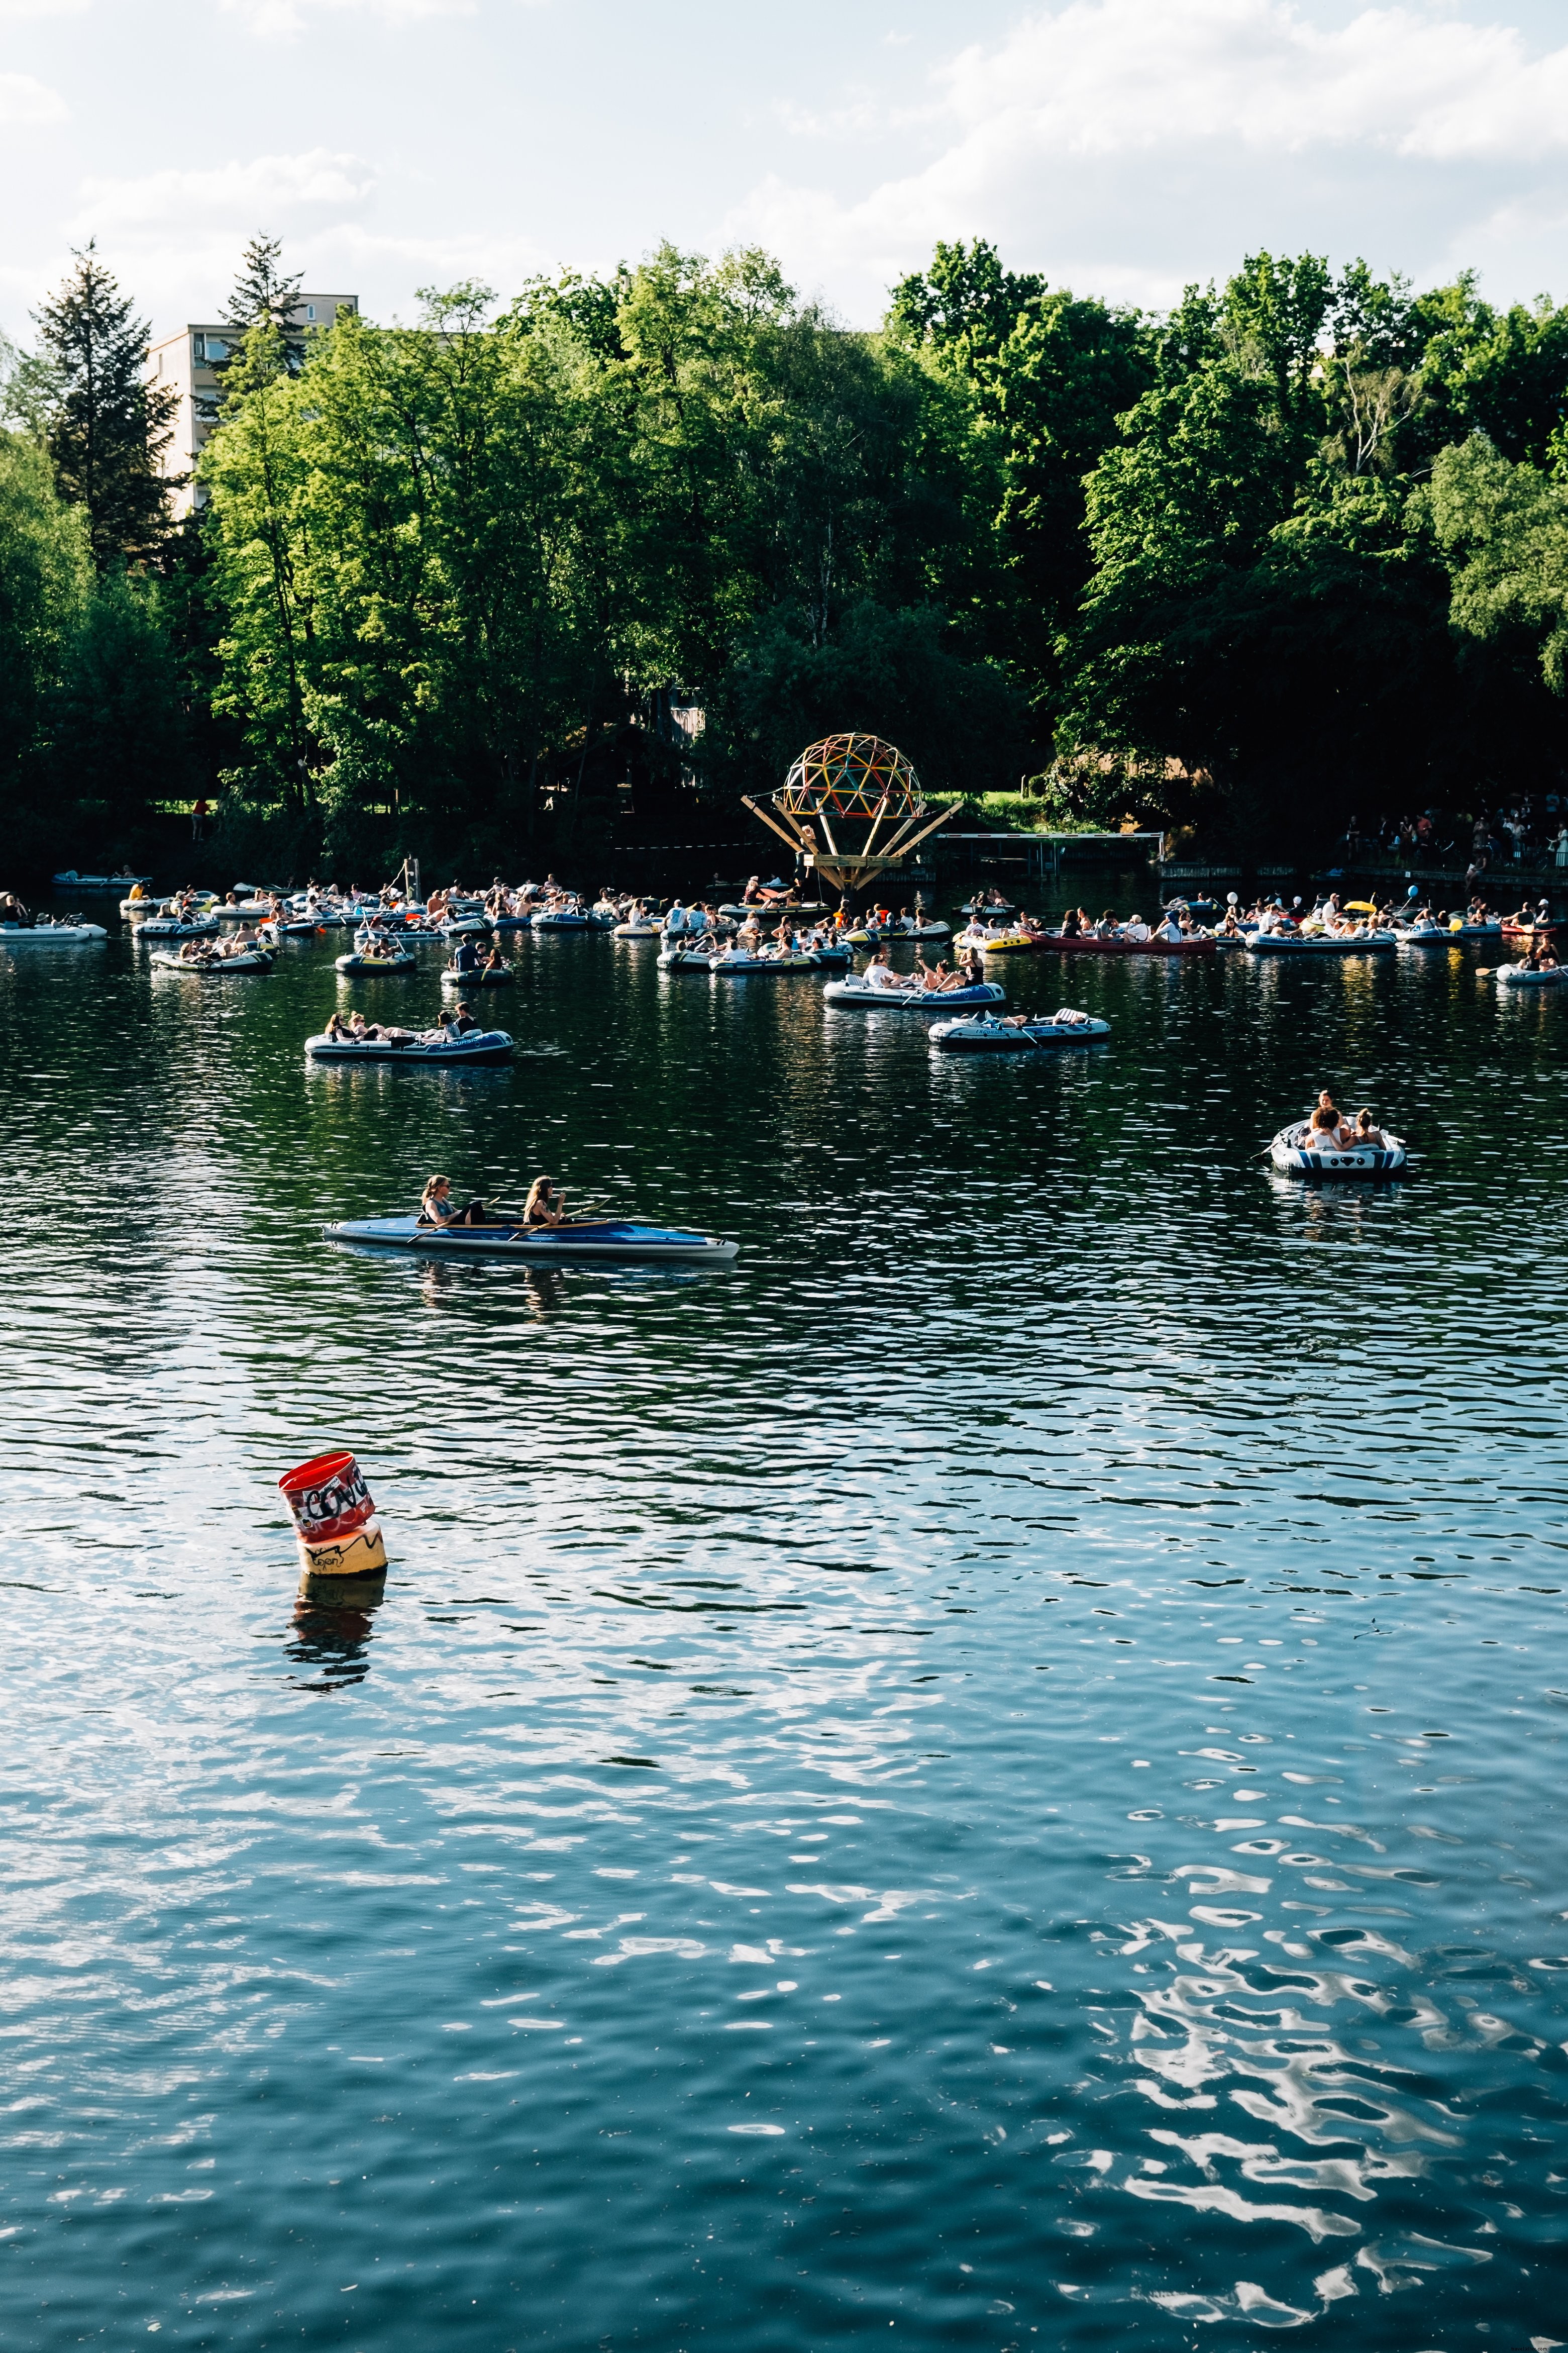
[3,893,1566,2350]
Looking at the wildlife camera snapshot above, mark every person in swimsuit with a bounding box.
[420,1174,491,1228]
[522,1176,568,1225]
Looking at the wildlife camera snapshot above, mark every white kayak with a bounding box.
[930,1010,1110,1050]
[324,1213,738,1265]
[0,918,108,945]
[1248,931,1398,954]
[305,1029,514,1064]
[335,950,419,975]
[150,946,274,973]
[823,977,1005,1013]
[1269,1122,1407,1175]
[1495,962,1564,987]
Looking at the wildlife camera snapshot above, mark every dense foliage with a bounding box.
[3,232,1567,875]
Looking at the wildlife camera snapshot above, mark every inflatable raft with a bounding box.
[54,870,151,896]
[0,917,109,945]
[845,918,952,944]
[305,1029,514,1065]
[1495,962,1564,987]
[150,946,274,973]
[823,977,1005,1013]
[134,913,220,939]
[1268,1122,1406,1176]
[930,1009,1110,1050]
[336,950,418,975]
[1035,930,1215,956]
[323,1214,738,1265]
[1248,930,1397,954]
[442,964,513,987]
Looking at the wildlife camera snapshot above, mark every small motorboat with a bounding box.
[323,1214,738,1265]
[930,1009,1110,1050]
[1268,1122,1406,1176]
[150,945,274,974]
[0,917,109,945]
[335,949,419,975]
[1494,961,1565,988]
[823,976,1006,1013]
[1247,931,1397,955]
[304,1028,515,1065]
[54,870,151,897]
[134,913,220,939]
[442,963,514,987]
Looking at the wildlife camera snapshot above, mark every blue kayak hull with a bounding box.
[324,1216,738,1264]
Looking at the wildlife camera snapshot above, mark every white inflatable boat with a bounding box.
[54,870,150,896]
[1494,962,1564,988]
[305,1028,515,1065]
[324,1214,738,1265]
[442,964,514,987]
[0,917,109,945]
[150,945,274,973]
[823,976,1005,1013]
[135,913,221,939]
[1248,931,1398,954]
[335,949,419,975]
[929,1009,1110,1050]
[1268,1121,1407,1175]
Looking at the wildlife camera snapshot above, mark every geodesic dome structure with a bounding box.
[777,734,921,823]
[742,730,954,902]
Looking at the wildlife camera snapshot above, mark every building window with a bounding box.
[306,303,316,321]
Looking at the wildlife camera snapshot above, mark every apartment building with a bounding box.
[147,292,358,516]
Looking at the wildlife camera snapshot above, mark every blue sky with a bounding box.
[3,0,1567,342]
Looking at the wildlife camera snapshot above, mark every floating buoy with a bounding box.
[280,1448,387,1602]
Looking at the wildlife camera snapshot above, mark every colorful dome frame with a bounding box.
[743,732,956,900]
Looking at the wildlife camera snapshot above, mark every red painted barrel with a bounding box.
[278,1449,375,1541]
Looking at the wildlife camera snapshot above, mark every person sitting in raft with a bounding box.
[420,1174,491,1229]
[1352,1108,1388,1148]
[480,944,508,977]
[1124,914,1152,942]
[1528,936,1560,970]
[325,1012,354,1041]
[348,1011,387,1040]
[865,943,911,990]
[1157,909,1184,942]
[1302,1105,1347,1153]
[522,1175,568,1226]
[443,1000,481,1035]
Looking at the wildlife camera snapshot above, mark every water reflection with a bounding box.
[286,1594,382,1690]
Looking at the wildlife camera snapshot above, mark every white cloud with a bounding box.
[0,70,65,121]
[69,147,376,236]
[728,1,1568,317]
[222,0,474,34]
[936,1,1568,164]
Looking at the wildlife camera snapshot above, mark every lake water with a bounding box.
[3,891,1566,2351]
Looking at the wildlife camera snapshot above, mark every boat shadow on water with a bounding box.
[1265,1166,1412,1239]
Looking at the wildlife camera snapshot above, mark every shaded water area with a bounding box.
[3,885,1566,2350]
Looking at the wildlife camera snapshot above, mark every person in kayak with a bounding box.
[420,1174,491,1228]
[522,1176,568,1226]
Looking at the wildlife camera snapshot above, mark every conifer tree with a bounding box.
[34,242,180,569]
[222,236,306,374]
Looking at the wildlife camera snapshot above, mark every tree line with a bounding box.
[2,233,1566,878]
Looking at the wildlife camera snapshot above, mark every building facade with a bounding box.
[147,293,358,517]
